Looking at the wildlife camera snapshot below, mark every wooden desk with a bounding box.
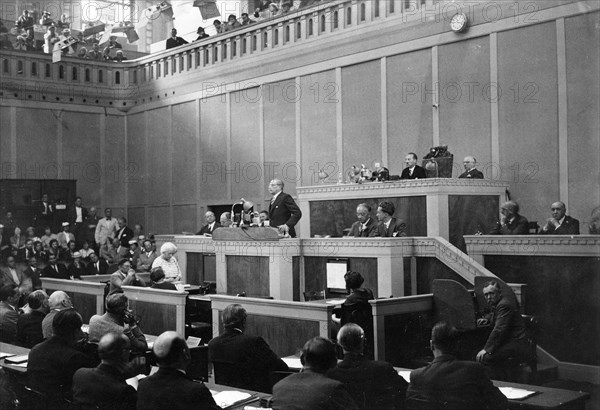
[207,382,270,409]
[0,343,29,375]
[41,277,106,323]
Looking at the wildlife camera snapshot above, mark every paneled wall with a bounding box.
[1,3,598,236]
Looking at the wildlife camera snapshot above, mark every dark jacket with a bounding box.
[372,218,407,237]
[151,282,177,291]
[272,370,359,410]
[539,215,580,235]
[137,367,219,410]
[348,218,378,237]
[197,222,222,235]
[16,310,45,348]
[458,169,484,179]
[268,192,302,238]
[41,263,70,280]
[489,215,529,235]
[166,36,189,49]
[400,165,426,180]
[328,353,407,410]
[72,362,137,410]
[86,258,109,275]
[484,296,527,355]
[407,354,508,410]
[208,328,289,392]
[115,226,135,249]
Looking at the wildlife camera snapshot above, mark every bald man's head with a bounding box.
[337,323,365,354]
[153,331,190,369]
[48,291,73,310]
[98,332,131,363]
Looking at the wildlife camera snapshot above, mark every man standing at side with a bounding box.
[539,201,580,235]
[458,156,484,179]
[329,323,407,410]
[476,281,531,380]
[408,322,508,409]
[372,201,407,237]
[268,179,302,237]
[400,153,426,179]
[137,331,220,410]
[95,208,118,249]
[114,218,134,259]
[208,303,289,392]
[68,197,88,248]
[166,28,188,49]
[348,204,377,237]
[73,333,137,410]
[83,207,100,251]
[272,337,359,410]
[196,211,221,235]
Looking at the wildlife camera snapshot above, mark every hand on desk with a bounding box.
[476,349,488,362]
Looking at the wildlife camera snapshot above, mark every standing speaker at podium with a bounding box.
[267,179,302,238]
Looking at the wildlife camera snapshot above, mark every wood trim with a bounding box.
[556,18,569,207]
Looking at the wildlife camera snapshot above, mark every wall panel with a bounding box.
[126,113,146,206]
[438,36,491,176]
[199,95,229,204]
[105,116,126,209]
[387,49,433,175]
[565,12,600,227]
[342,60,382,174]
[172,101,199,204]
[147,205,171,235]
[172,204,197,235]
[16,108,57,177]
[497,22,559,223]
[147,106,171,204]
[0,107,11,165]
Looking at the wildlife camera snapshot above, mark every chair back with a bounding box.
[303,290,325,301]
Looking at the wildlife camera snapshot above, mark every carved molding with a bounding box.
[297,179,509,194]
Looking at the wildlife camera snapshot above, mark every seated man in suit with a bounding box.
[489,201,529,235]
[28,309,96,404]
[196,211,221,236]
[458,156,484,179]
[539,201,580,235]
[476,281,532,380]
[41,253,69,279]
[42,290,73,339]
[373,201,407,237]
[109,259,145,295]
[208,303,289,392]
[137,331,219,410]
[349,204,377,237]
[329,323,407,410]
[272,336,359,410]
[17,289,48,348]
[268,179,302,237]
[89,293,148,355]
[408,321,508,409]
[72,332,137,410]
[150,268,177,290]
[400,152,426,179]
[86,251,109,275]
[136,239,157,272]
[0,284,20,344]
[1,256,23,288]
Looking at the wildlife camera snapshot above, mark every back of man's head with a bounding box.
[98,332,130,363]
[431,321,458,354]
[153,331,189,369]
[222,304,247,329]
[27,290,49,311]
[300,337,337,373]
[150,267,166,283]
[337,323,365,354]
[106,293,128,315]
[0,284,18,302]
[53,308,82,339]
[48,291,71,310]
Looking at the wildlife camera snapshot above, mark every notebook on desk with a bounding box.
[5,354,28,364]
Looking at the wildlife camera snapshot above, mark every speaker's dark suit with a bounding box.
[373,218,407,237]
[272,370,359,410]
[407,354,508,410]
[458,168,484,179]
[539,215,580,235]
[400,165,426,180]
[208,328,289,392]
[137,367,219,410]
[73,363,137,410]
[196,222,222,235]
[328,353,407,410]
[268,192,302,238]
[348,218,378,237]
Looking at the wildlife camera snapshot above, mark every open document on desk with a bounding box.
[210,390,258,409]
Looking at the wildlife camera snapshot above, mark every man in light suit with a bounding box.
[0,256,23,288]
[373,201,407,237]
[268,179,302,238]
[348,204,378,237]
[0,284,20,343]
[196,211,221,235]
[408,321,508,409]
[136,240,157,272]
[539,201,580,235]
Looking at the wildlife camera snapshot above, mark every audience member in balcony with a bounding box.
[25,226,37,242]
[276,1,296,16]
[39,11,53,26]
[59,28,76,55]
[372,201,407,237]
[57,13,71,30]
[15,9,34,41]
[223,14,242,32]
[13,35,28,51]
[195,26,210,41]
[102,46,113,61]
[95,208,118,248]
[87,42,103,60]
[107,35,123,50]
[113,49,127,62]
[77,46,88,58]
[539,201,580,235]
[489,200,529,235]
[86,251,109,276]
[151,242,181,282]
[254,0,275,18]
[57,222,75,249]
[166,28,188,49]
[213,19,224,34]
[241,13,256,26]
[40,226,57,249]
[458,156,484,179]
[136,239,157,272]
[10,227,26,257]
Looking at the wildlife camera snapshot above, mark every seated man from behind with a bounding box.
[28,309,96,403]
[272,337,359,410]
[72,332,137,410]
[348,204,377,237]
[208,303,289,392]
[0,284,20,344]
[539,201,580,235]
[489,201,529,235]
[17,289,49,347]
[89,294,148,354]
[150,267,177,290]
[408,322,508,410]
[329,323,407,410]
[137,331,220,410]
[476,281,532,380]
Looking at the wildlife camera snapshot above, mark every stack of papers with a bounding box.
[5,354,28,364]
[498,386,538,400]
[325,298,347,305]
[282,357,302,370]
[211,390,253,408]
[397,370,411,383]
[0,352,15,360]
